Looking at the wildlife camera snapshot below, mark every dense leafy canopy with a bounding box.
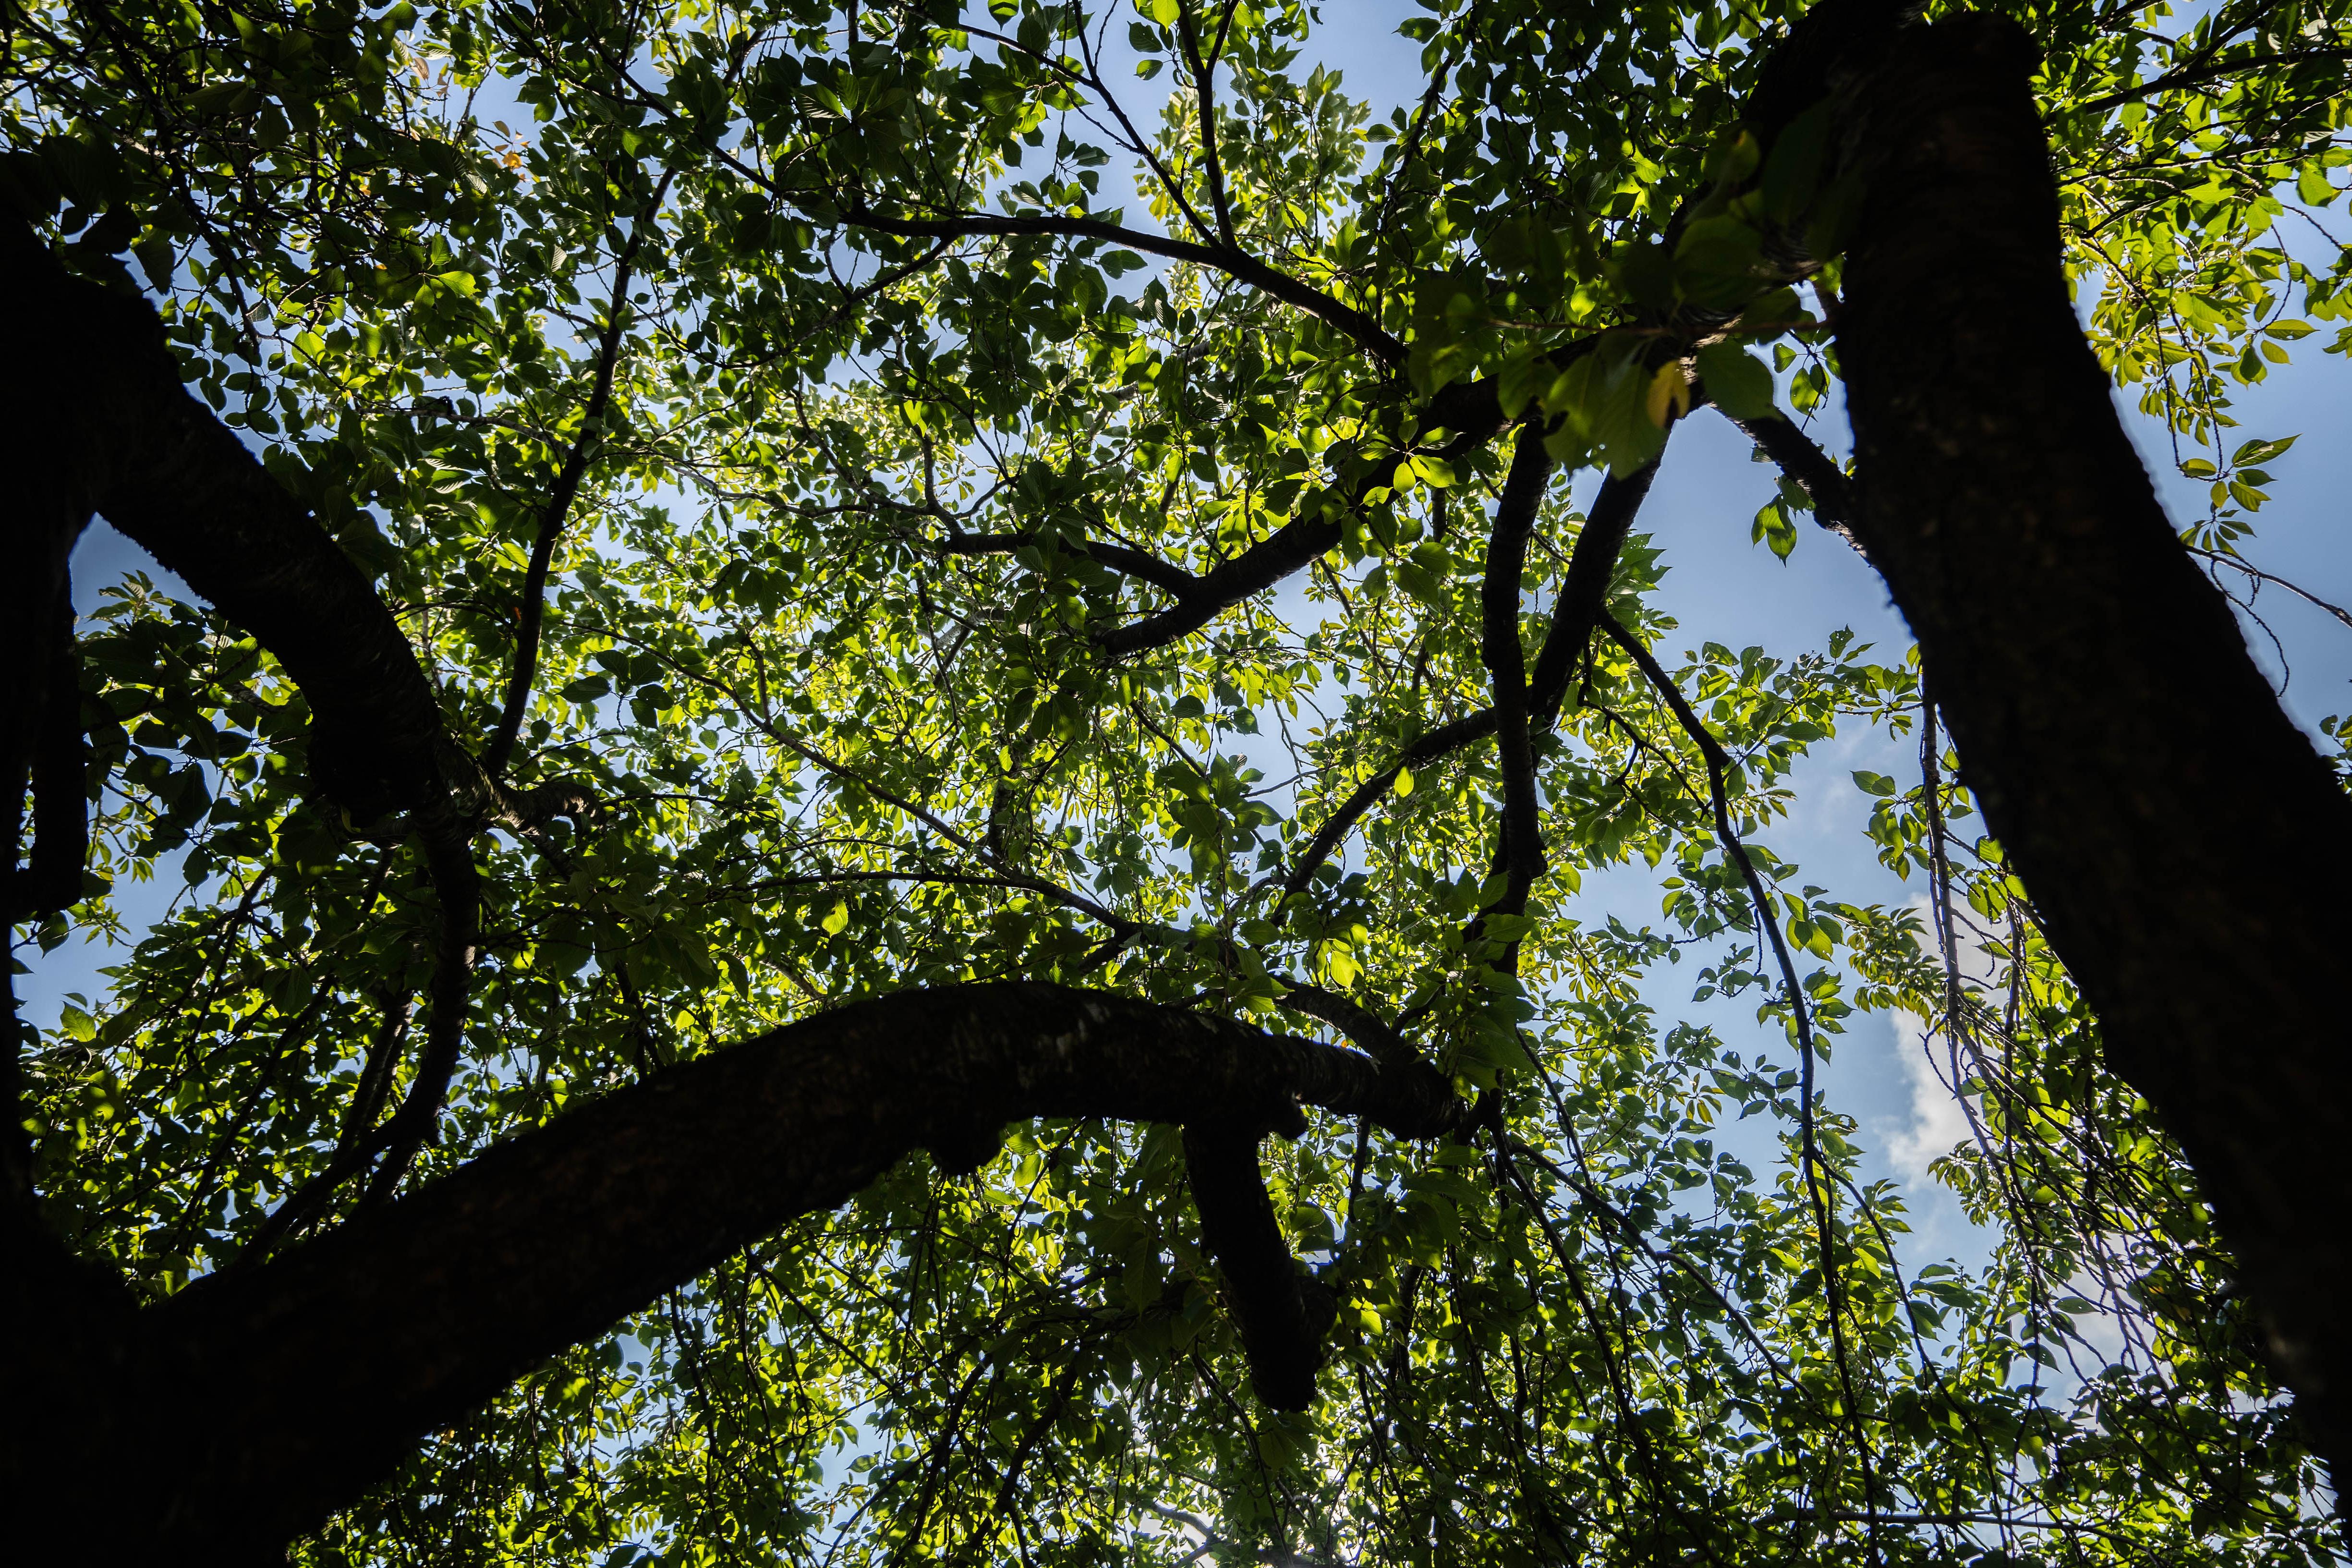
[7,0,2351,1562]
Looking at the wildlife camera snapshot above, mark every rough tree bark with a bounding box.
[0,219,493,831]
[1831,14,2352,1480]
[4,983,1456,1561]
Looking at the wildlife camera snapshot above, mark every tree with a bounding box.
[5,0,2350,1559]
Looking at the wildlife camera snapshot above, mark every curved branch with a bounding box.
[4,216,494,831]
[1092,432,1516,656]
[1277,708,1501,898]
[1090,375,1518,657]
[354,832,481,1203]
[117,984,1459,1554]
[1091,510,1352,656]
[840,204,1404,367]
[1597,611,1881,1523]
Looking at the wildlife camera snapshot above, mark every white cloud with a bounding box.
[1882,1009,1975,1186]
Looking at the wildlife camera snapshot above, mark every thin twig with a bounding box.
[1598,611,1884,1562]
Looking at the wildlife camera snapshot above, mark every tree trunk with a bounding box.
[1833,14,2352,1481]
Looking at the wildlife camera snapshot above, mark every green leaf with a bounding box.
[1695,341,1777,421]
[1672,214,1767,309]
[1759,101,1832,223]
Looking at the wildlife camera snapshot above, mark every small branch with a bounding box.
[235,833,481,1259]
[1276,708,1499,899]
[2189,546,2352,630]
[488,175,674,776]
[1176,4,1239,247]
[1721,411,1872,562]
[1597,611,1883,1542]
[336,987,416,1155]
[2068,46,2352,118]
[356,831,482,1204]
[1091,372,1522,657]
[839,203,1404,368]
[937,524,1206,602]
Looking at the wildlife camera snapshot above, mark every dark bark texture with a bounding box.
[2,218,481,829]
[1185,1121,1341,1410]
[1833,14,2352,1478]
[4,983,1453,1561]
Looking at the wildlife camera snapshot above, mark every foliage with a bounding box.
[7,0,2350,1561]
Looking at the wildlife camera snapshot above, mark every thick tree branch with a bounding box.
[1273,983,1459,1131]
[67,984,1459,1555]
[1526,456,1661,730]
[1185,1120,1336,1410]
[1832,13,2352,1483]
[1480,425,1554,913]
[3,216,492,831]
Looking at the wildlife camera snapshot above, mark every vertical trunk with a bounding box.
[1834,15,2352,1478]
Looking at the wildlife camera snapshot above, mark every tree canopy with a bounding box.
[6,0,2352,1562]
